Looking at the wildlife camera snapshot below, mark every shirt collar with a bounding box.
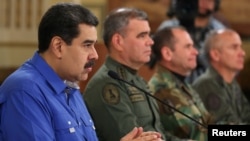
[30,51,67,94]
[64,80,80,89]
[106,56,137,74]
[157,64,188,88]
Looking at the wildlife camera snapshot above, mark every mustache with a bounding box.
[84,59,95,69]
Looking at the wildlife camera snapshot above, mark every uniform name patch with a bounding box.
[129,94,145,102]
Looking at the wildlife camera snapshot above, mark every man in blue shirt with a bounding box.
[0,3,162,141]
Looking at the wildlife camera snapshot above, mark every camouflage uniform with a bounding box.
[148,65,213,141]
[192,66,250,124]
[84,56,166,141]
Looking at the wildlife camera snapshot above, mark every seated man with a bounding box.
[148,26,213,141]
[84,7,165,141]
[0,3,162,141]
[192,29,250,124]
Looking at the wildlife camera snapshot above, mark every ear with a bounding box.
[161,46,172,61]
[210,49,220,61]
[111,33,124,51]
[50,36,63,58]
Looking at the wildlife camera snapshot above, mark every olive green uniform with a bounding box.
[148,65,213,141]
[84,56,166,141]
[192,66,250,124]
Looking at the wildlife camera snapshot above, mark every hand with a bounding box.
[120,127,163,141]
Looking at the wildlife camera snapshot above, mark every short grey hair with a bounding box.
[102,7,148,50]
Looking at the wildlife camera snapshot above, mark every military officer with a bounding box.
[148,26,214,141]
[84,7,165,141]
[192,29,250,124]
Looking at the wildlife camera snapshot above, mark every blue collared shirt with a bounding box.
[0,52,98,141]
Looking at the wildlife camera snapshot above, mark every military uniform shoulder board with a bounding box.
[117,67,127,80]
[102,83,120,105]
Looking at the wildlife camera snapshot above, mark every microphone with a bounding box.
[108,70,207,129]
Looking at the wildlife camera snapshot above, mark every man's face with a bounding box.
[120,19,154,69]
[59,24,98,82]
[198,0,215,17]
[214,32,245,72]
[170,29,198,76]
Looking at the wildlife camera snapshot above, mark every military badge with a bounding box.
[102,84,120,104]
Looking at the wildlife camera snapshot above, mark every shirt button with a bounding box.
[68,121,71,125]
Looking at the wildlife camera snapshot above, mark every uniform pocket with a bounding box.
[53,113,78,134]
[132,99,152,118]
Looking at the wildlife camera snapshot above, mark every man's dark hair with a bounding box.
[38,3,99,53]
[167,0,220,18]
[167,0,220,29]
[148,26,186,69]
[102,7,148,50]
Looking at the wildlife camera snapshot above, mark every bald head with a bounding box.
[204,28,245,73]
[204,29,241,60]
